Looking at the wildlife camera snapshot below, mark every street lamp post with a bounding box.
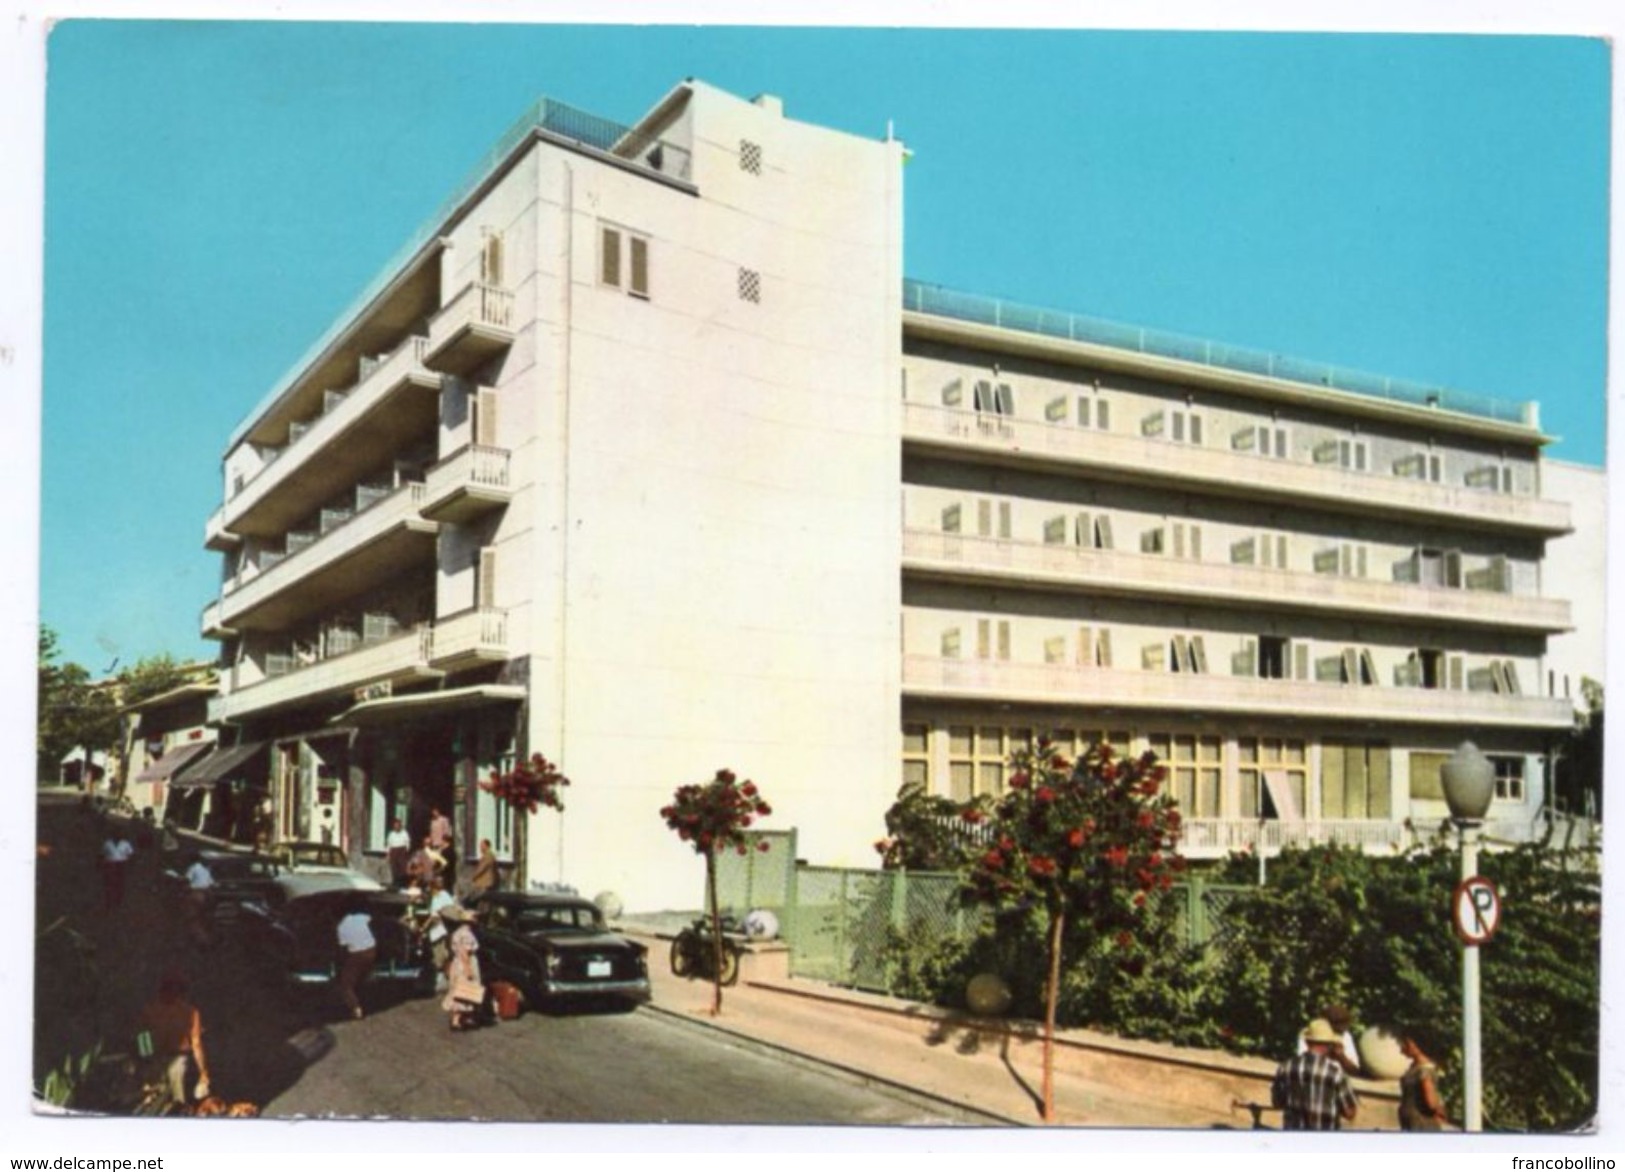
[1440,740,1495,1133]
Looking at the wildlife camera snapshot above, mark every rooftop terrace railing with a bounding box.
[228,95,691,450]
[903,278,1535,428]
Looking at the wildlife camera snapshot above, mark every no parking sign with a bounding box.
[1452,875,1502,946]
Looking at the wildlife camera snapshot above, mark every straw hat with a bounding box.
[1302,1018,1342,1045]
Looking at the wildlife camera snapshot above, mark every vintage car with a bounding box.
[159,847,283,925]
[264,841,385,890]
[466,890,651,1011]
[237,873,431,993]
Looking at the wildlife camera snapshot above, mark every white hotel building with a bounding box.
[195,81,1579,911]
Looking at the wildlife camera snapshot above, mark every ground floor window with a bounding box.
[1238,736,1307,819]
[1492,755,1526,803]
[1148,731,1222,817]
[1321,741,1393,819]
[901,724,929,790]
[473,751,517,860]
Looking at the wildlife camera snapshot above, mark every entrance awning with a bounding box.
[132,740,213,785]
[330,684,525,727]
[170,740,267,790]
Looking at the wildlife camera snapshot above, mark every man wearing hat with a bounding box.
[1273,1018,1360,1130]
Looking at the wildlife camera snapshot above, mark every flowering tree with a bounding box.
[958,739,1184,1123]
[480,752,570,879]
[660,769,772,1015]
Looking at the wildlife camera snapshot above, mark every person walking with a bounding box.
[100,831,134,911]
[423,877,457,994]
[1397,1034,1449,1131]
[442,912,484,1031]
[184,854,215,948]
[428,807,454,887]
[1273,1018,1359,1130]
[335,903,377,1020]
[135,970,212,1110]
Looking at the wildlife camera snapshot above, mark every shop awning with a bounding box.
[170,740,267,790]
[132,740,213,785]
[330,684,525,727]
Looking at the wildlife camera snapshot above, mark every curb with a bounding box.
[640,995,1026,1127]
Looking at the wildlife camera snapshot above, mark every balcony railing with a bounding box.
[213,338,438,536]
[903,279,1535,427]
[424,283,516,375]
[209,625,435,723]
[1177,814,1551,856]
[421,444,513,523]
[429,607,509,667]
[218,483,433,626]
[900,403,1573,536]
[900,655,1574,730]
[901,530,1572,634]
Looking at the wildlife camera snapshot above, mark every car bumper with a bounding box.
[539,977,651,1002]
[289,961,430,986]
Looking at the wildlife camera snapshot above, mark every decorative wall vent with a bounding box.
[739,139,763,175]
[738,268,762,304]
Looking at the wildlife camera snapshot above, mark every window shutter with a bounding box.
[996,383,1014,415]
[1046,396,1068,422]
[1322,743,1347,819]
[1142,642,1168,671]
[1356,546,1367,579]
[1189,414,1203,446]
[1096,628,1113,667]
[1232,537,1257,566]
[941,629,961,658]
[1172,634,1191,673]
[1077,625,1093,666]
[941,378,963,407]
[997,621,1011,661]
[1232,639,1258,677]
[1444,550,1463,589]
[1449,656,1464,691]
[1096,399,1111,431]
[1274,428,1288,458]
[998,502,1012,540]
[1341,648,1359,686]
[1191,635,1209,674]
[1074,511,1093,547]
[629,236,650,297]
[1231,426,1258,452]
[1359,649,1378,686]
[974,380,991,412]
[1077,396,1092,428]
[1293,642,1309,681]
[1043,516,1067,545]
[478,548,498,609]
[977,500,992,537]
[1503,660,1522,695]
[482,231,504,286]
[976,619,990,660]
[1096,515,1114,550]
[1368,747,1392,818]
[600,227,622,287]
[1275,536,1287,570]
[1190,526,1203,561]
[941,504,961,534]
[1173,523,1186,560]
[1171,412,1185,443]
[473,389,499,448]
[1044,636,1066,665]
[1314,547,1340,574]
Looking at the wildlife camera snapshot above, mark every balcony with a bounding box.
[421,444,513,524]
[429,607,510,671]
[1176,815,1548,859]
[901,530,1573,635]
[900,655,1574,731]
[200,599,233,641]
[215,337,443,540]
[217,483,437,632]
[209,626,437,723]
[424,282,515,376]
[901,403,1573,537]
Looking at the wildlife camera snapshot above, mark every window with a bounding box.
[1046,396,1068,423]
[976,619,1011,661]
[947,725,1031,800]
[1148,732,1222,818]
[1143,407,1203,445]
[479,228,505,287]
[1044,636,1067,664]
[1233,424,1289,458]
[977,499,1012,540]
[1409,750,1449,801]
[941,504,962,534]
[941,378,964,408]
[901,723,929,791]
[1321,741,1393,819]
[1077,396,1112,431]
[1248,635,1298,681]
[1465,464,1515,493]
[477,548,498,610]
[600,225,650,298]
[1314,544,1368,578]
[1492,755,1526,803]
[1238,737,1307,820]
[940,628,962,659]
[1314,437,1369,472]
[973,380,1014,415]
[1399,649,1462,691]
[475,748,517,860]
[1468,660,1523,695]
[1394,450,1443,482]
[1075,512,1113,549]
[472,389,499,448]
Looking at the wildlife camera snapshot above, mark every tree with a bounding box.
[117,654,195,709]
[1555,678,1603,821]
[957,739,1184,1122]
[875,780,985,871]
[660,769,772,1016]
[36,627,119,785]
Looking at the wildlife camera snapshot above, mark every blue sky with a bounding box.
[36,22,1610,672]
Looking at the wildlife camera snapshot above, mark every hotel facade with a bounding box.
[193,81,1578,911]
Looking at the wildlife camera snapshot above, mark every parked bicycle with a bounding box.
[668,915,742,987]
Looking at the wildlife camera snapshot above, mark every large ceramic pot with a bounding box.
[966,973,1012,1017]
[1357,1025,1410,1080]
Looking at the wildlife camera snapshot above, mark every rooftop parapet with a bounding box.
[903,279,1539,430]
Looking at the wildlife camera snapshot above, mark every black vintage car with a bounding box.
[237,873,434,993]
[467,891,651,1011]
[160,847,283,925]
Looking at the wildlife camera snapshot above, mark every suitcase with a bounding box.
[491,980,523,1020]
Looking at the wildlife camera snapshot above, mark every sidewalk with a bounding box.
[624,923,1402,1130]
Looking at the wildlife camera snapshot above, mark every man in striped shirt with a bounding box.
[1273,1018,1360,1130]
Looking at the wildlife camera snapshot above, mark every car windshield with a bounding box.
[281,844,345,867]
[513,906,602,934]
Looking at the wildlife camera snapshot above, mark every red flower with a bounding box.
[1035,786,1055,803]
[1008,771,1030,791]
[717,769,736,783]
[1051,755,1068,770]
[741,781,758,797]
[982,850,1004,870]
[1115,931,1133,950]
[961,808,983,824]
[1105,845,1128,869]
[1066,827,1085,848]
[1029,855,1057,877]
[756,841,771,852]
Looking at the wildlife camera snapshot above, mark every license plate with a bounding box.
[586,959,612,978]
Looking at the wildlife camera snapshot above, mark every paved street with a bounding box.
[266,996,978,1125]
[34,793,976,1127]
